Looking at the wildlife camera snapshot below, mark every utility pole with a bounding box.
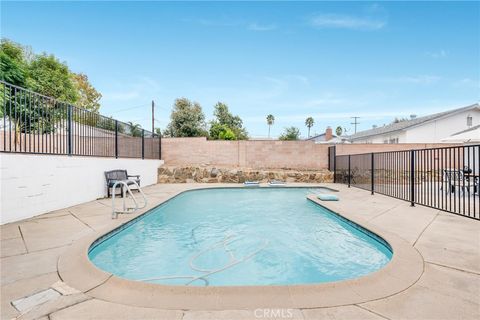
[151,100,155,134]
[351,116,360,134]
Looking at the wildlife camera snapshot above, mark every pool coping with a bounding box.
[58,185,424,310]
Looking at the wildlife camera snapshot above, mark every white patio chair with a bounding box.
[464,176,480,196]
[440,169,463,195]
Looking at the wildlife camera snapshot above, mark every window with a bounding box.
[467,115,473,127]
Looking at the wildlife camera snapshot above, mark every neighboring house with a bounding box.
[441,124,480,143]
[306,127,343,143]
[348,103,480,143]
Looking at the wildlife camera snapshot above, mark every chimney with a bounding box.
[325,127,333,141]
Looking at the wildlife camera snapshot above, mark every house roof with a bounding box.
[348,103,480,141]
[442,124,480,142]
[451,124,480,136]
[306,133,337,141]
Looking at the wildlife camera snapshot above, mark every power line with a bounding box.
[108,103,150,114]
[351,116,360,134]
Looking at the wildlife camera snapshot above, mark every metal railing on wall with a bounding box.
[0,80,161,159]
[332,145,480,220]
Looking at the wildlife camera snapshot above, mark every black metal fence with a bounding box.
[0,81,161,159]
[333,145,480,220]
[328,145,336,172]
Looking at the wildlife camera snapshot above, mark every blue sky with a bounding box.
[2,1,479,138]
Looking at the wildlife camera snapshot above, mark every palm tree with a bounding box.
[266,114,275,138]
[127,121,142,137]
[305,117,314,138]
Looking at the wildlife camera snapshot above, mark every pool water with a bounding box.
[89,188,392,286]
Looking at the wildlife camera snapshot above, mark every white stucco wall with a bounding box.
[356,132,407,144]
[0,153,163,224]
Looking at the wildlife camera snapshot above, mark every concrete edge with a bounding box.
[57,184,424,310]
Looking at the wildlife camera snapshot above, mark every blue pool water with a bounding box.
[89,188,392,286]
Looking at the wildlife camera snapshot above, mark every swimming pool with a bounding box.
[89,188,392,286]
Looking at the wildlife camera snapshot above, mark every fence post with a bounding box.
[115,120,118,159]
[159,132,162,160]
[67,105,72,156]
[410,150,415,206]
[371,153,375,195]
[141,129,145,160]
[333,147,337,183]
[348,154,351,188]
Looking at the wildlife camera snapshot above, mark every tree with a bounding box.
[335,126,343,136]
[97,116,116,132]
[279,126,301,140]
[1,40,44,133]
[219,127,236,140]
[209,102,248,140]
[1,39,25,62]
[0,42,27,119]
[1,38,102,111]
[0,40,27,87]
[25,52,78,135]
[166,98,207,137]
[0,39,104,142]
[26,54,78,104]
[305,117,314,138]
[266,114,275,138]
[72,73,101,112]
[127,121,142,137]
[209,122,237,140]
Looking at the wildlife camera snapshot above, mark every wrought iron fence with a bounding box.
[333,145,480,220]
[328,145,336,172]
[0,80,161,159]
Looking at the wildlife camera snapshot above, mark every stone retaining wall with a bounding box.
[158,166,333,183]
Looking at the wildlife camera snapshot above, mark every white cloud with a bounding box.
[248,23,277,31]
[306,96,345,107]
[101,77,162,102]
[185,18,277,32]
[263,74,310,87]
[454,78,480,89]
[308,13,386,30]
[286,75,310,86]
[425,50,448,59]
[182,18,241,27]
[385,75,442,85]
[243,102,474,126]
[243,111,408,126]
[104,91,140,101]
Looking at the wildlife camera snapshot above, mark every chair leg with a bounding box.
[107,187,110,198]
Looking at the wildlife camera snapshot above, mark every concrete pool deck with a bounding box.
[1,183,479,319]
